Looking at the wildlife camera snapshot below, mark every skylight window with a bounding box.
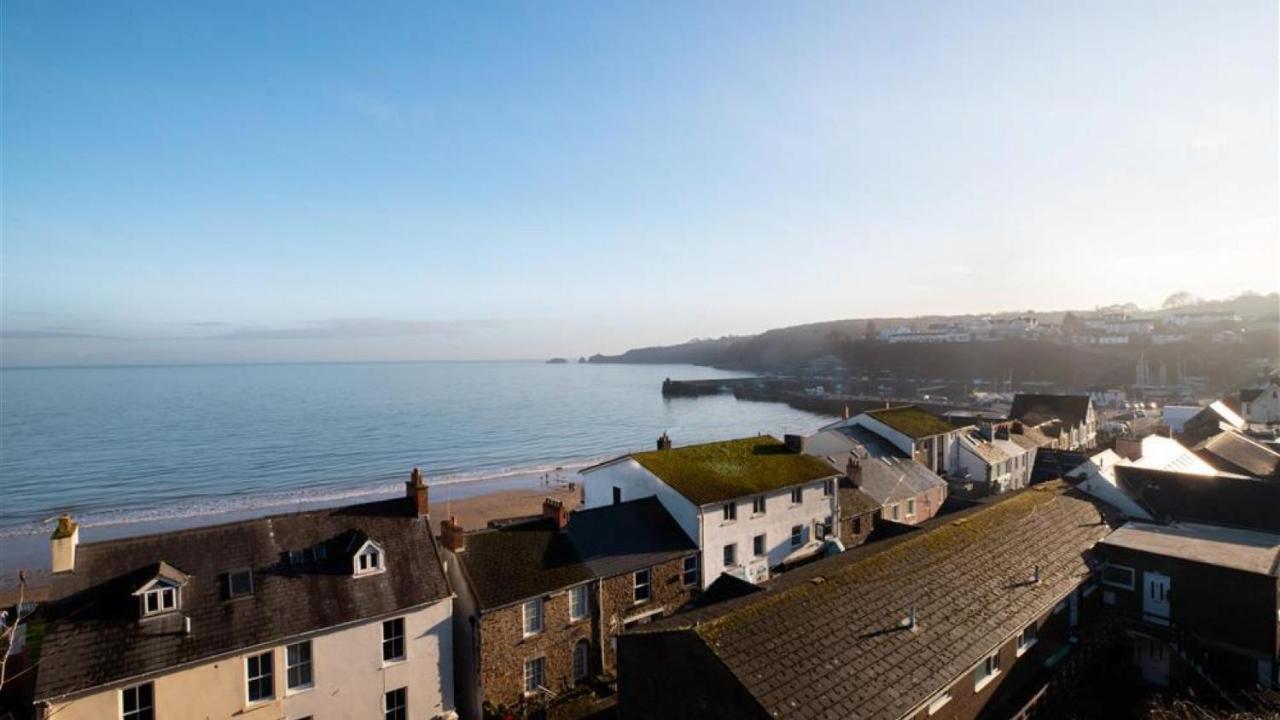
[228,569,253,598]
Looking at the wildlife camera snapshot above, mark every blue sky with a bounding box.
[3,1,1276,365]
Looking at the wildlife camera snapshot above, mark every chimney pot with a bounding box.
[656,432,672,451]
[542,498,569,529]
[842,405,851,420]
[846,456,862,488]
[51,513,79,574]
[406,467,429,517]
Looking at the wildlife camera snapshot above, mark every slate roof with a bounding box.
[811,427,946,508]
[1100,521,1280,576]
[456,497,696,611]
[1009,393,1092,427]
[34,497,451,702]
[627,483,1113,720]
[863,405,955,439]
[1115,465,1280,533]
[960,433,1010,464]
[628,436,840,506]
[1193,430,1280,480]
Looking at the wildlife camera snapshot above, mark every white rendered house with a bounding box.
[580,435,842,589]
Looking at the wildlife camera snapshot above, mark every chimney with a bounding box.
[842,404,851,421]
[542,498,569,530]
[440,516,465,552]
[846,456,862,488]
[1011,421,1024,435]
[406,467,429,518]
[656,432,672,451]
[51,513,79,574]
[784,434,805,453]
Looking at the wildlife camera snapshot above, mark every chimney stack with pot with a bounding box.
[542,498,569,530]
[51,513,79,574]
[440,516,466,552]
[406,467,429,518]
[656,432,672,451]
[846,456,862,488]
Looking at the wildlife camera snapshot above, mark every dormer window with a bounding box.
[143,586,177,615]
[353,540,385,577]
[132,561,189,619]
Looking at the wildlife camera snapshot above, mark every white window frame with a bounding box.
[723,543,737,567]
[569,584,588,622]
[906,498,916,516]
[522,599,544,637]
[681,555,699,588]
[752,495,766,515]
[141,584,178,617]
[121,681,154,720]
[523,656,546,695]
[286,639,314,693]
[353,539,386,577]
[1015,622,1038,657]
[633,569,651,604]
[973,651,1001,692]
[245,649,275,704]
[383,617,407,663]
[790,487,803,505]
[790,525,803,547]
[722,502,737,522]
[753,533,766,557]
[1101,564,1135,590]
[926,690,952,716]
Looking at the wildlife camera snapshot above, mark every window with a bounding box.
[722,502,737,521]
[823,479,834,497]
[1102,564,1135,590]
[383,617,406,661]
[974,651,1001,691]
[355,542,384,576]
[228,569,253,598]
[523,657,546,694]
[121,682,154,720]
[142,586,177,616]
[522,599,543,636]
[246,650,274,703]
[569,584,588,621]
[723,543,737,567]
[313,544,328,561]
[286,640,313,691]
[633,569,651,603]
[791,525,803,547]
[682,555,699,587]
[906,498,916,516]
[926,690,952,716]
[753,534,766,557]
[852,517,862,535]
[891,503,900,521]
[573,640,590,682]
[612,487,622,504]
[384,687,407,720]
[1016,622,1038,656]
[752,495,767,515]
[790,487,803,504]
[289,549,305,565]
[818,516,833,539]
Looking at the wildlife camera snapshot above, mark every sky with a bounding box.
[2,1,1277,366]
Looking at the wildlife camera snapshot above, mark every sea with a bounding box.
[0,361,829,546]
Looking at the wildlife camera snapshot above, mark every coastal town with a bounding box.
[4,373,1280,720]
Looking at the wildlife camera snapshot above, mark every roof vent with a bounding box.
[184,616,192,635]
[900,605,918,631]
[1032,565,1042,584]
[810,576,827,585]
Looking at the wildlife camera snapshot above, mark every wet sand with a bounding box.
[0,480,582,598]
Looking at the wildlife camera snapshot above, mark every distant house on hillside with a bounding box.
[1009,393,1097,450]
[579,435,842,588]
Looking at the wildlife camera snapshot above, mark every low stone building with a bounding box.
[444,497,699,719]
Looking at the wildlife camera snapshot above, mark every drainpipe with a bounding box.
[596,579,607,674]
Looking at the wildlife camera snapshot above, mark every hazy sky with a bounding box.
[3,1,1277,366]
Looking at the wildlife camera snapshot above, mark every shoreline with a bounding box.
[0,467,585,592]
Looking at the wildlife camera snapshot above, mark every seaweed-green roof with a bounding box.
[631,436,839,506]
[866,405,955,439]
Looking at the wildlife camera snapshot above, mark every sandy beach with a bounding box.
[0,479,582,601]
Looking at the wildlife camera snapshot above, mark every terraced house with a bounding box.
[618,482,1118,720]
[579,435,843,587]
[827,405,964,476]
[31,471,456,720]
[442,497,699,719]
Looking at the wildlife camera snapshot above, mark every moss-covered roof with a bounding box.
[631,436,840,506]
[866,405,955,439]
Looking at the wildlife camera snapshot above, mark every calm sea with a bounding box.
[0,362,828,537]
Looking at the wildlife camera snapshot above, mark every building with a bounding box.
[952,431,1034,494]
[1096,522,1280,689]
[443,497,698,718]
[579,435,842,588]
[32,471,456,720]
[790,428,944,531]
[1192,429,1280,480]
[828,405,963,475]
[1176,400,1246,446]
[1241,377,1280,424]
[1008,393,1097,450]
[617,483,1116,720]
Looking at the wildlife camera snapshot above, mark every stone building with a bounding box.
[444,497,698,719]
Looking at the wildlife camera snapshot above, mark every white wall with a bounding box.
[580,459,701,543]
[44,600,455,720]
[699,479,839,588]
[1244,386,1280,423]
[850,415,914,457]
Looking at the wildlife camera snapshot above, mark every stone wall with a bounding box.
[599,554,698,670]
[478,590,593,710]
